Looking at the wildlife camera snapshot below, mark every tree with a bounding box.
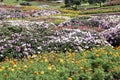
[96,0,106,7]
[88,0,106,7]
[64,0,71,7]
[0,0,3,2]
[64,0,81,9]
[16,0,19,2]
[88,0,94,4]
[72,0,81,9]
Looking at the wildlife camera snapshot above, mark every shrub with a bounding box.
[101,23,120,47]
[103,0,120,6]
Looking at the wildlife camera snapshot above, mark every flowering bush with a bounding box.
[0,20,56,28]
[0,21,55,58]
[87,15,120,29]
[103,0,120,6]
[0,19,112,58]
[58,18,84,27]
[0,8,61,20]
[42,29,111,52]
[31,10,61,16]
[0,9,29,19]
[101,23,120,47]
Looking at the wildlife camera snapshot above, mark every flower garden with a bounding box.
[0,2,120,80]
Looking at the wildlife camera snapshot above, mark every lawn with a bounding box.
[2,0,63,7]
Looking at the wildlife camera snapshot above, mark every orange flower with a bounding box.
[9,61,15,65]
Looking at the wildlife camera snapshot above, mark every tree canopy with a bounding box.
[64,0,81,9]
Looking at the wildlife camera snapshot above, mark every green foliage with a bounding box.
[92,68,105,80]
[64,0,82,9]
[0,46,120,79]
[88,0,106,7]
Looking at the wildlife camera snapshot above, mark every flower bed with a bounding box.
[0,9,29,19]
[87,15,120,29]
[103,0,120,6]
[58,18,84,27]
[0,20,111,58]
[101,23,120,47]
[0,20,56,58]
[79,8,120,15]
[30,10,61,16]
[0,47,120,80]
[0,8,61,20]
[42,29,111,52]
[0,20,56,28]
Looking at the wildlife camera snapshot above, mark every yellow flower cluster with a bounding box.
[20,6,40,11]
[0,47,120,79]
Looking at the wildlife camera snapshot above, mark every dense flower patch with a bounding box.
[0,8,61,20]
[1,14,120,59]
[0,47,120,80]
[57,15,120,32]
[58,18,84,27]
[30,10,61,16]
[101,23,120,47]
[0,22,55,58]
[0,9,29,19]
[103,0,120,6]
[0,24,111,59]
[87,15,120,29]
[43,29,110,52]
[0,20,56,28]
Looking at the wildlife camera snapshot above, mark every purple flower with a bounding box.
[15,46,21,52]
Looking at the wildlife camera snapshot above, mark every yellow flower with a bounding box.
[80,67,84,70]
[95,54,99,57]
[34,71,39,75]
[23,65,27,68]
[59,59,64,63]
[44,59,48,62]
[29,60,33,63]
[48,66,52,70]
[1,66,5,70]
[0,68,3,72]
[68,77,73,80]
[10,69,15,72]
[13,64,17,68]
[40,71,44,74]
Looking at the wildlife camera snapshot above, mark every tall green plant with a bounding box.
[88,0,106,7]
[64,0,81,9]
